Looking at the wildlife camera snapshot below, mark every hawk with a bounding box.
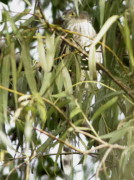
[63,9,102,80]
[63,9,96,49]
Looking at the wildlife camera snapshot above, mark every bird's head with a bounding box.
[63,9,90,22]
[62,9,77,22]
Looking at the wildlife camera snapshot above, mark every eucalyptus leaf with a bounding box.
[91,96,118,122]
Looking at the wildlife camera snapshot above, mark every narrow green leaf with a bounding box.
[88,45,97,80]
[2,55,10,121]
[37,103,47,123]
[5,11,18,34]
[39,72,53,96]
[54,143,63,173]
[55,62,64,93]
[94,91,123,107]
[62,65,73,95]
[23,0,31,6]
[24,118,33,142]
[99,0,106,27]
[13,9,31,22]
[45,33,56,72]
[101,127,128,143]
[20,40,37,93]
[52,91,67,98]
[37,33,46,71]
[35,93,47,123]
[73,0,82,15]
[10,42,18,108]
[0,131,15,151]
[70,107,81,119]
[91,96,118,122]
[123,18,134,71]
[91,15,119,46]
[37,33,57,72]
[120,147,134,173]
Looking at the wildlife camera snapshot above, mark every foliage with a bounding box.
[0,0,134,180]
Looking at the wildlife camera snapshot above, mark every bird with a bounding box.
[62,9,102,80]
[63,9,96,49]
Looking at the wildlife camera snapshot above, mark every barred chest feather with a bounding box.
[66,18,96,48]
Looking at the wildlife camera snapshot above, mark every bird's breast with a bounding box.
[67,19,96,48]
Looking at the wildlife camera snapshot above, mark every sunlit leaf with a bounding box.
[20,40,37,93]
[62,64,73,95]
[91,15,119,46]
[70,107,81,119]
[88,45,97,80]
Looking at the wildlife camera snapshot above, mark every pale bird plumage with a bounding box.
[64,10,102,63]
[66,18,96,48]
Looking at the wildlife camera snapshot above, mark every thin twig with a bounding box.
[34,127,84,154]
[95,147,113,180]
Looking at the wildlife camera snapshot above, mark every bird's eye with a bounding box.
[69,12,75,16]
